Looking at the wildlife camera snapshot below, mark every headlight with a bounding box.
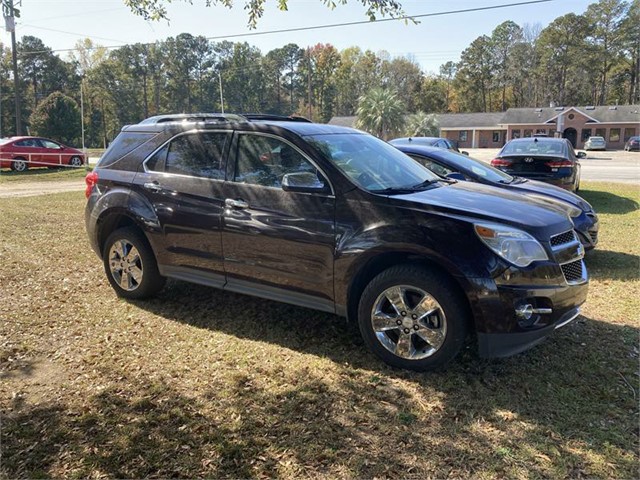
[526,193,582,218]
[474,223,549,267]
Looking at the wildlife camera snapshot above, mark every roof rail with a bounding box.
[138,113,247,125]
[242,113,312,123]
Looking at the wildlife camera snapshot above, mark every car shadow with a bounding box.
[3,281,637,477]
[585,249,640,280]
[579,188,639,214]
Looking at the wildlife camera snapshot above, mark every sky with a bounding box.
[4,0,595,74]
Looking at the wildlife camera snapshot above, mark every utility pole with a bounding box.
[2,0,21,135]
[218,71,224,113]
[307,47,312,121]
[80,78,85,151]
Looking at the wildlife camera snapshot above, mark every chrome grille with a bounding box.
[551,230,576,247]
[561,259,584,283]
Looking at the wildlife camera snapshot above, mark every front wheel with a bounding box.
[358,265,469,371]
[102,227,166,299]
[69,156,83,167]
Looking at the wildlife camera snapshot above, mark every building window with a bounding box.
[609,128,621,142]
[492,131,501,143]
[512,129,521,139]
[535,128,546,135]
[624,128,636,141]
[548,130,556,138]
[524,129,532,138]
[581,129,592,141]
[568,113,575,120]
[595,128,606,138]
[459,131,467,142]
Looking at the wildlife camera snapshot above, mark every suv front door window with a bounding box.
[234,134,320,188]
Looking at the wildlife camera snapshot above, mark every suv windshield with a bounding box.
[307,133,439,192]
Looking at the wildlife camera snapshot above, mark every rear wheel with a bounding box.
[102,227,165,299]
[11,158,27,172]
[357,265,469,371]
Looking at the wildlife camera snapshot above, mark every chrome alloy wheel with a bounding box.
[108,240,144,291]
[371,285,447,360]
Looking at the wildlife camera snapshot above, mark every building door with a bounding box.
[563,128,577,148]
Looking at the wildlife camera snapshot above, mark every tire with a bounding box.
[69,156,83,167]
[357,265,469,371]
[11,158,28,172]
[102,227,166,299]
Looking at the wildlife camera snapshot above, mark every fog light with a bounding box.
[515,304,553,321]
[516,304,534,320]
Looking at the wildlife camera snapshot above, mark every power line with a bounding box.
[16,0,557,56]
[19,24,129,45]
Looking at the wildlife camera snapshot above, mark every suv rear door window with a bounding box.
[158,132,230,180]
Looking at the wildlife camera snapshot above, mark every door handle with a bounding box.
[143,181,162,192]
[225,198,249,209]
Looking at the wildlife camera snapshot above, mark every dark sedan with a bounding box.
[625,136,640,151]
[393,142,598,250]
[490,137,583,192]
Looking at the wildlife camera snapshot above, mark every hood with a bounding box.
[388,181,573,239]
[507,178,592,212]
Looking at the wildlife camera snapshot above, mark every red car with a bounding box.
[0,136,85,172]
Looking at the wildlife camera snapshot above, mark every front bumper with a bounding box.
[474,279,588,358]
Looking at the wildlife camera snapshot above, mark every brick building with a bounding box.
[329,105,639,149]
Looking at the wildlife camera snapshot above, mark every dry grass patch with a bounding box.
[1,182,638,478]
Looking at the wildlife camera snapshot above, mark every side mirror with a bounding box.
[281,172,330,194]
[445,172,466,181]
[577,151,587,159]
[461,151,469,156]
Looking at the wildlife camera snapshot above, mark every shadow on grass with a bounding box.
[3,288,637,477]
[579,188,639,215]
[586,249,640,281]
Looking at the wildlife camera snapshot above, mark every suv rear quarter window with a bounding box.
[99,132,159,168]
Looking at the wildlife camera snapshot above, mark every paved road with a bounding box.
[1,151,638,198]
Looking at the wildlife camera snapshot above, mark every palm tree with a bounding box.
[355,88,405,140]
[405,111,439,137]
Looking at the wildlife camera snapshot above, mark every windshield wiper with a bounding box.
[370,187,419,195]
[371,179,439,195]
[498,176,519,185]
[409,178,440,190]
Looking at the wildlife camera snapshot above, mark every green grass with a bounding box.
[0,182,638,478]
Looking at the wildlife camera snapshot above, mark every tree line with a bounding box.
[0,0,636,147]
